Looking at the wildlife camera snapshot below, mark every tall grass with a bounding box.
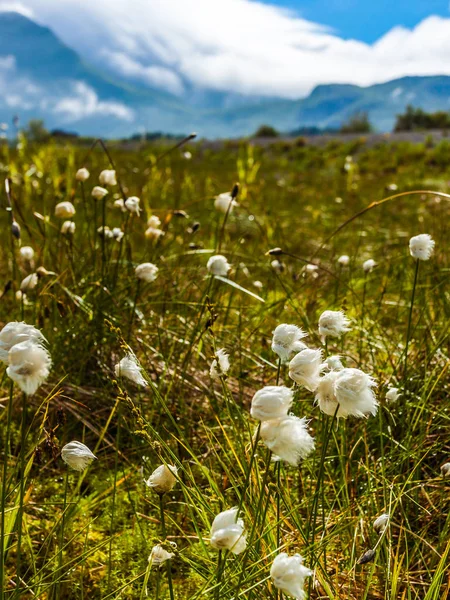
[0,134,448,599]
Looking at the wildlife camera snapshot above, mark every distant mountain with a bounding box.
[2,11,450,138]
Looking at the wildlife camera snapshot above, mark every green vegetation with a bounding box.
[394,105,450,131]
[340,111,372,134]
[0,135,448,599]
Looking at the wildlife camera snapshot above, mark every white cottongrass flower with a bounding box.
[114,198,127,212]
[145,464,178,495]
[250,386,293,421]
[373,513,390,534]
[135,262,159,283]
[214,192,238,214]
[149,545,174,566]
[318,310,351,343]
[61,220,75,235]
[363,259,376,273]
[183,151,192,160]
[440,463,450,478]
[112,227,124,242]
[207,255,230,277]
[271,259,284,272]
[210,349,230,380]
[99,169,117,186]
[125,196,141,216]
[20,273,38,292]
[272,323,308,363]
[61,441,96,472]
[19,246,34,261]
[253,280,263,290]
[148,215,161,228]
[260,416,315,466]
[325,355,344,371]
[409,234,435,261]
[7,340,51,395]
[209,507,246,554]
[338,255,350,266]
[386,387,400,403]
[270,553,312,600]
[0,322,45,363]
[75,167,90,182]
[91,186,108,200]
[97,225,113,239]
[289,348,323,391]
[145,226,165,241]
[315,368,377,419]
[115,354,147,387]
[55,201,75,219]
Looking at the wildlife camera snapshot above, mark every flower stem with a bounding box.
[14,392,27,600]
[0,382,14,600]
[159,495,175,600]
[107,403,121,594]
[55,469,69,600]
[404,259,420,392]
[215,550,224,600]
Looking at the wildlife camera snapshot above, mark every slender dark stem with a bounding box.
[127,279,141,343]
[215,550,224,600]
[0,382,14,600]
[55,470,69,600]
[107,403,121,593]
[14,392,27,600]
[404,259,420,391]
[158,495,174,600]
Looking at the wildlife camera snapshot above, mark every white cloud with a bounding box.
[0,1,34,18]
[3,0,450,98]
[53,81,134,121]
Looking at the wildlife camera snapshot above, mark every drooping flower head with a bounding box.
[214,193,238,214]
[271,324,308,364]
[61,441,96,472]
[289,348,323,391]
[270,553,312,600]
[125,196,141,216]
[209,507,246,554]
[135,262,159,283]
[409,234,435,261]
[149,545,174,566]
[145,464,178,495]
[0,322,45,363]
[260,416,315,466]
[115,353,148,387]
[315,367,377,419]
[250,386,293,421]
[318,310,351,344]
[55,201,76,219]
[7,340,52,395]
[210,349,230,380]
[99,169,117,186]
[385,387,400,403]
[373,513,390,534]
[20,273,38,292]
[75,167,90,182]
[207,255,230,277]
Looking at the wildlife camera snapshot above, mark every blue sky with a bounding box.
[266,0,450,42]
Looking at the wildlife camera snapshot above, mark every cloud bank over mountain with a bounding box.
[3,0,450,99]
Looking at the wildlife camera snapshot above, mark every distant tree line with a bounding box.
[393,105,450,131]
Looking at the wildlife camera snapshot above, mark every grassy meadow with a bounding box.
[0,133,449,599]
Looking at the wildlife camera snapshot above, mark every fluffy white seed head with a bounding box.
[91,186,108,200]
[214,193,238,214]
[207,255,230,277]
[115,354,147,387]
[210,349,230,380]
[440,463,450,478]
[19,246,34,261]
[315,368,377,419]
[0,322,45,363]
[409,234,435,261]
[260,416,315,466]
[271,323,308,364]
[210,507,246,554]
[61,220,75,235]
[147,215,161,228]
[20,273,38,292]
[373,513,390,534]
[289,348,323,391]
[97,225,113,239]
[271,259,284,273]
[55,201,75,219]
[325,355,344,371]
[149,545,174,566]
[7,340,51,395]
[250,386,293,421]
[338,255,350,266]
[114,198,127,212]
[386,387,400,403]
[315,371,340,417]
[363,259,376,273]
[135,262,159,283]
[99,169,117,186]
[61,441,96,472]
[270,553,312,600]
[112,227,124,242]
[75,167,90,182]
[145,226,165,241]
[125,196,141,216]
[145,464,178,495]
[318,310,351,343]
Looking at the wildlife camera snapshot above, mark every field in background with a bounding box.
[0,135,449,599]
